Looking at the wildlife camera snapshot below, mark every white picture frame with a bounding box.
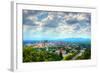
[11,1,97,72]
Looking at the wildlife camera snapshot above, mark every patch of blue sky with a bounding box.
[37,12,48,21]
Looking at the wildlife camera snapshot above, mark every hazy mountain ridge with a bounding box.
[23,38,91,44]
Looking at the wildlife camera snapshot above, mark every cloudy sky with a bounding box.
[23,10,91,41]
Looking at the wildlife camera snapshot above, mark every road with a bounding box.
[72,50,85,60]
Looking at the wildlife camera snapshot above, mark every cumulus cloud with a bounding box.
[23,10,91,40]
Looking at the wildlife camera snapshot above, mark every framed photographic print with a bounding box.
[11,1,97,71]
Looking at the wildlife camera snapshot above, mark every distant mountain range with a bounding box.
[23,38,91,44]
[61,38,90,42]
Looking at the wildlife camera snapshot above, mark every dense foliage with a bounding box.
[23,44,91,62]
[23,46,62,62]
[76,49,91,60]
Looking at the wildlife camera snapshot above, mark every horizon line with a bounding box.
[23,37,91,41]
